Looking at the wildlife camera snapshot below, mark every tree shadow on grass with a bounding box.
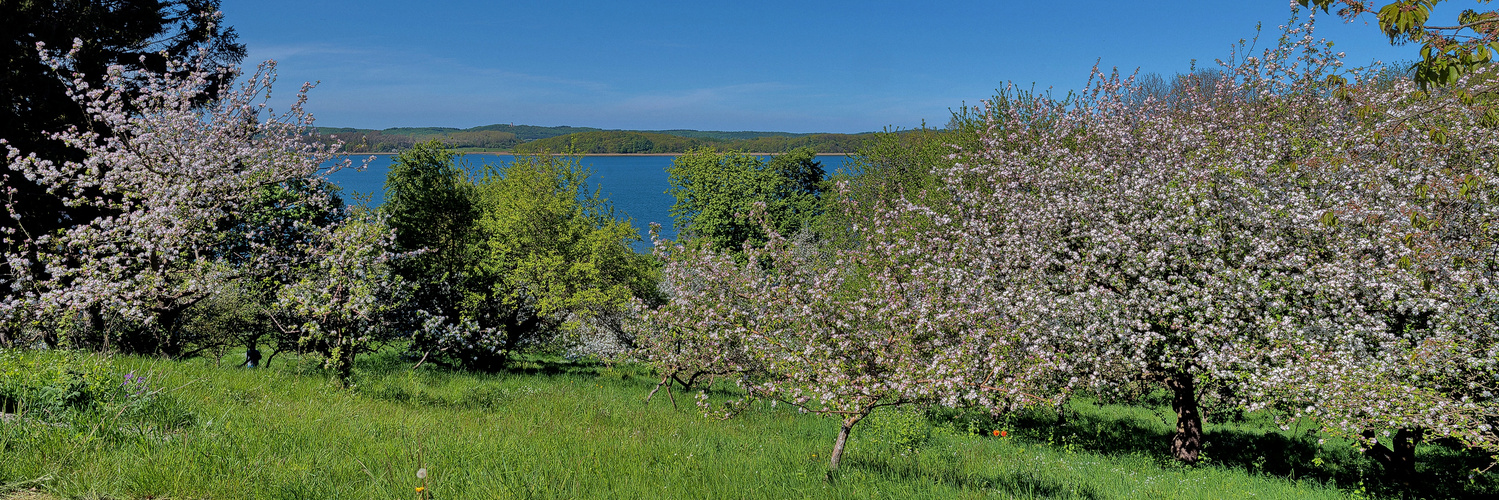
[996,404,1498,499]
[494,355,745,400]
[842,454,1102,499]
[495,354,608,377]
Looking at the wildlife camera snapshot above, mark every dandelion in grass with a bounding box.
[415,467,430,500]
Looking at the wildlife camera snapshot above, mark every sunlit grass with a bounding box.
[0,349,1485,499]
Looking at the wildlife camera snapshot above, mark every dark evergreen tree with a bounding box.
[1,0,246,284]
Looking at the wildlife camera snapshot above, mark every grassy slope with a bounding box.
[0,349,1478,499]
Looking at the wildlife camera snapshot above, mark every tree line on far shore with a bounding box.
[320,126,885,154]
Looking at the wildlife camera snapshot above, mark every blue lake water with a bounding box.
[325,153,853,252]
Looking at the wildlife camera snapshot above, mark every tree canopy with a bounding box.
[666,147,826,253]
[383,147,657,370]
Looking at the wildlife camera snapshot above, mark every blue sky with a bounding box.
[221,1,1417,133]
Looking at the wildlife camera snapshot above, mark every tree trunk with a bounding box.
[496,312,532,370]
[156,306,184,358]
[1364,427,1420,484]
[335,345,355,388]
[1165,370,1203,464]
[828,412,868,471]
[645,374,679,409]
[90,304,107,353]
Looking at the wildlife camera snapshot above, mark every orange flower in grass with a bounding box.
[991,430,1000,437]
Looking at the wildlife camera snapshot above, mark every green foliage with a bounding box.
[765,147,827,235]
[457,155,657,365]
[516,130,881,154]
[1299,0,1499,88]
[726,133,878,154]
[320,124,601,152]
[666,147,826,252]
[464,123,603,141]
[323,128,525,152]
[444,130,520,150]
[0,349,113,417]
[384,140,477,261]
[176,281,270,365]
[382,140,479,329]
[641,129,822,140]
[384,143,657,370]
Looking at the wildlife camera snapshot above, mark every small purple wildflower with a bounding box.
[122,371,149,396]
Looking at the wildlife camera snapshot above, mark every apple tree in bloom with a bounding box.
[939,18,1499,471]
[627,227,769,407]
[1236,54,1499,479]
[0,38,355,355]
[633,200,1055,471]
[271,213,413,387]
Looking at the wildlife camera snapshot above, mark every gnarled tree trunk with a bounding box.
[1165,370,1203,464]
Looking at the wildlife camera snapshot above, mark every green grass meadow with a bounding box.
[1,348,1491,499]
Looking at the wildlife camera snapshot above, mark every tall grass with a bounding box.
[0,349,1487,499]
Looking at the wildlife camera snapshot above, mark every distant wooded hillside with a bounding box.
[513,131,878,154]
[318,124,598,152]
[316,124,877,153]
[511,131,703,154]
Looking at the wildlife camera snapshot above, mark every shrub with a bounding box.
[0,349,113,418]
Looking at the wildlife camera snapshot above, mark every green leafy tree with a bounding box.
[766,147,826,235]
[393,148,657,370]
[1299,0,1499,87]
[382,140,478,325]
[666,147,826,252]
[384,141,476,260]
